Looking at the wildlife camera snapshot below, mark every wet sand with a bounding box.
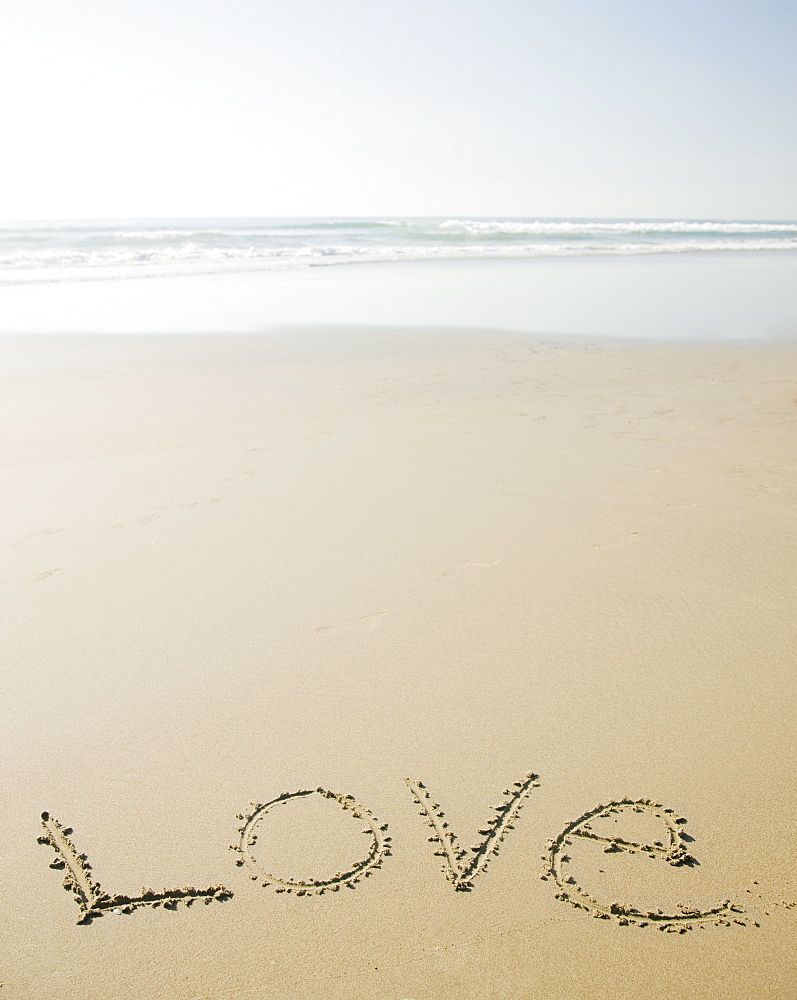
[1,328,796,999]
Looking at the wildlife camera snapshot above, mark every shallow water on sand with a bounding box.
[1,251,796,340]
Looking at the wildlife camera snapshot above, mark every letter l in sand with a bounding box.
[38,812,231,923]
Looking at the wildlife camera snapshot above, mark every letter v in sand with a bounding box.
[38,812,232,924]
[405,773,540,891]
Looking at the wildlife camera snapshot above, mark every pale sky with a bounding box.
[2,0,795,219]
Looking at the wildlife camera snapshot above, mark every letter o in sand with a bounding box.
[231,788,391,895]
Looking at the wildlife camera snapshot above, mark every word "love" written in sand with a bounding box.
[39,773,755,933]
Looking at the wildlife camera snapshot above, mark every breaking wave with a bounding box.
[1,217,795,284]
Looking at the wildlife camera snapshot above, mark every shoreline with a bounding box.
[3,245,797,288]
[1,251,796,339]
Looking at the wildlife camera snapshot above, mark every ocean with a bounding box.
[1,217,796,285]
[1,218,796,339]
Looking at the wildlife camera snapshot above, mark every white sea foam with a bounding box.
[438,219,797,235]
[0,217,795,285]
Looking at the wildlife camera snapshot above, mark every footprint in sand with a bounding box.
[358,611,393,629]
[316,611,394,634]
[110,498,225,529]
[591,532,641,550]
[178,496,225,509]
[12,527,63,550]
[35,568,62,581]
[224,469,261,482]
[110,513,160,529]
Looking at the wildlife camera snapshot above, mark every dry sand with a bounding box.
[1,327,795,999]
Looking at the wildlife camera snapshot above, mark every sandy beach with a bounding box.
[1,326,795,999]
